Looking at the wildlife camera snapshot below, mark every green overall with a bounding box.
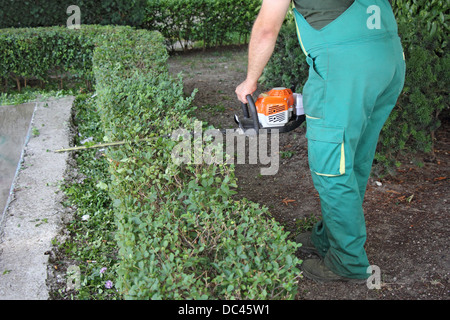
[294,0,405,279]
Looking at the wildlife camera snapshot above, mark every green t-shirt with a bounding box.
[293,0,355,30]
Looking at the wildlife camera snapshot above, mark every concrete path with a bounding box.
[0,96,74,300]
[0,102,36,220]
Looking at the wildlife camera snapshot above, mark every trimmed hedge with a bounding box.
[0,0,261,51]
[92,26,301,299]
[1,1,262,91]
[0,26,98,91]
[2,25,301,299]
[0,25,167,91]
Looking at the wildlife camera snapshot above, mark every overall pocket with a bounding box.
[306,122,345,176]
[302,54,327,119]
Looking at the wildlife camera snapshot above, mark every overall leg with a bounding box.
[354,46,406,200]
[294,0,406,282]
[306,38,404,279]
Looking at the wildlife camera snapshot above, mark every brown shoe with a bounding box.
[301,258,367,284]
[295,231,320,256]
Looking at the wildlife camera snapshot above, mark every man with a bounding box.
[236,0,405,282]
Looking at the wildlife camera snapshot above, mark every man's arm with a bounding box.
[235,0,291,103]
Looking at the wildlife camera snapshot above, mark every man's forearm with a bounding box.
[235,0,290,103]
[245,21,280,83]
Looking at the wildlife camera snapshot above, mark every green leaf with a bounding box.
[96,181,108,190]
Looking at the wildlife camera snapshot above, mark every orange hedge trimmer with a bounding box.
[235,87,305,135]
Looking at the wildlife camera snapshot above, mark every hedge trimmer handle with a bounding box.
[239,94,260,134]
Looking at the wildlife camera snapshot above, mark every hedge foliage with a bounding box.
[0,0,261,51]
[1,25,301,299]
[1,1,262,91]
[0,0,146,28]
[143,0,261,50]
[0,27,97,91]
[379,0,449,170]
[262,0,449,174]
[91,26,301,299]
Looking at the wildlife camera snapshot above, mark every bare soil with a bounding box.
[168,45,449,300]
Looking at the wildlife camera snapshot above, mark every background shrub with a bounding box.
[0,0,261,51]
[0,0,147,28]
[143,0,261,50]
[376,0,449,172]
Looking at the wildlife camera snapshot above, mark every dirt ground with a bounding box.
[168,45,449,300]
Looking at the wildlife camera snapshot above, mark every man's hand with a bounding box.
[235,0,291,104]
[235,79,257,104]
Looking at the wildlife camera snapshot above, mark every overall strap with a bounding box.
[293,0,398,56]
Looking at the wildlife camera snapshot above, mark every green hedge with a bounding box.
[0,1,262,92]
[377,0,449,171]
[0,0,146,28]
[0,25,168,92]
[0,26,98,91]
[91,26,301,299]
[2,25,301,299]
[262,0,449,174]
[0,0,261,51]
[142,0,262,50]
